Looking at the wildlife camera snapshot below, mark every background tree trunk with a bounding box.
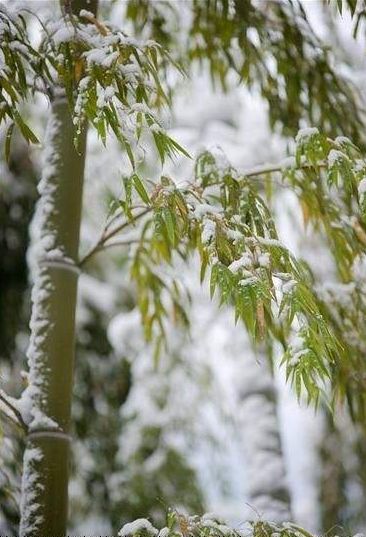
[19,1,97,535]
[237,350,292,522]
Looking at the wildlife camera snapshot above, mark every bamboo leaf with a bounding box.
[210,263,219,299]
[5,122,14,162]
[162,207,175,245]
[13,111,39,144]
[132,173,150,205]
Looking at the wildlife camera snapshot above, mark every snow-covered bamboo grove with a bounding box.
[1,0,366,536]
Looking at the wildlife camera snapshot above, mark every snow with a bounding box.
[258,252,270,268]
[236,351,292,523]
[9,40,28,54]
[119,519,158,537]
[282,279,296,294]
[358,177,366,202]
[257,237,287,249]
[228,252,252,273]
[50,22,76,46]
[327,149,346,166]
[96,85,116,108]
[21,102,70,434]
[193,203,222,218]
[238,276,258,287]
[29,407,59,431]
[335,135,352,146]
[317,281,356,311]
[4,4,364,532]
[107,308,144,355]
[84,49,119,67]
[295,127,319,143]
[202,218,216,244]
[131,103,153,115]
[280,156,296,169]
[227,229,242,241]
[19,446,44,536]
[79,9,95,19]
[158,527,170,537]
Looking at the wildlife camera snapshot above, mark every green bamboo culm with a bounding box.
[19,1,98,535]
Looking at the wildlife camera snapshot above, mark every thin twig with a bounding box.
[79,207,151,267]
[104,210,124,232]
[79,160,326,267]
[0,392,28,433]
[242,159,327,179]
[93,238,148,255]
[102,208,151,243]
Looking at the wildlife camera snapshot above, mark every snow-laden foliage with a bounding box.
[118,511,339,537]
[126,0,365,145]
[0,4,188,165]
[80,129,366,420]
[2,0,366,534]
[1,1,366,158]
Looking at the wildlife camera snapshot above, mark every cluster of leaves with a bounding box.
[287,129,366,277]
[3,0,366,423]
[0,5,188,165]
[0,6,41,156]
[126,0,365,145]
[330,0,366,39]
[97,124,366,418]
[118,510,321,537]
[280,128,366,419]
[107,145,345,408]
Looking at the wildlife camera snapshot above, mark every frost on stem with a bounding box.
[19,445,44,535]
[19,88,87,534]
[17,103,67,534]
[21,103,67,433]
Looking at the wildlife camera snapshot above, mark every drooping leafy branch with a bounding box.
[0,5,188,165]
[330,0,366,39]
[80,128,366,419]
[2,0,366,424]
[126,0,366,145]
[281,129,366,420]
[2,1,365,159]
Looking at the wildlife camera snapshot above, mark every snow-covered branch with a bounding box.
[0,389,28,432]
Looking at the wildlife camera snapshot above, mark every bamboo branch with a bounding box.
[79,159,327,268]
[92,238,148,254]
[242,159,327,179]
[0,391,28,433]
[79,207,151,267]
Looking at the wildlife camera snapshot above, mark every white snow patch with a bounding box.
[119,519,158,537]
[19,446,44,535]
[358,178,366,202]
[295,127,319,143]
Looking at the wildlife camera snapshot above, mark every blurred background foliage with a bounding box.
[2,1,366,536]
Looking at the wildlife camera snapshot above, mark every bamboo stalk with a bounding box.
[19,1,98,535]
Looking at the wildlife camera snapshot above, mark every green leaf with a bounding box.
[132,173,150,205]
[153,334,163,369]
[5,122,14,162]
[13,111,39,144]
[210,263,219,299]
[167,135,191,159]
[121,175,133,220]
[162,207,175,245]
[200,250,209,283]
[0,77,19,102]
